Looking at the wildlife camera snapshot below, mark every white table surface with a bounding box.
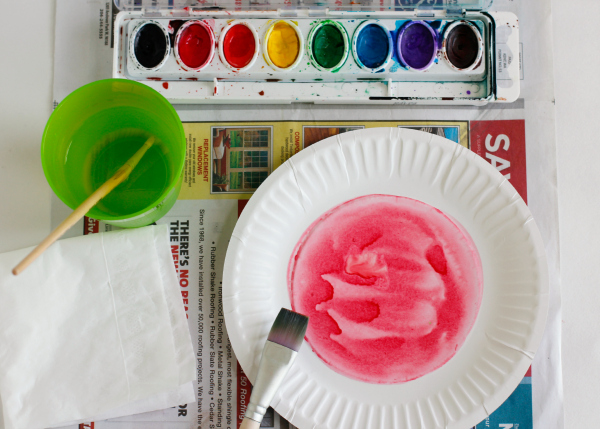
[0,1,598,427]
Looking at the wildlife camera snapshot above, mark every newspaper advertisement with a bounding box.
[51,0,562,428]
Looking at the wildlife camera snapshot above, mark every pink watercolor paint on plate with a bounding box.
[288,194,483,383]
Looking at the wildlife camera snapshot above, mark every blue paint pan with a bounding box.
[352,21,393,72]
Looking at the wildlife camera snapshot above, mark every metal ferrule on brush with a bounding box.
[244,341,297,422]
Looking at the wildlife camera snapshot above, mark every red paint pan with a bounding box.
[218,21,260,72]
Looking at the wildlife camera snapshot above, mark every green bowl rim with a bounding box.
[41,78,186,222]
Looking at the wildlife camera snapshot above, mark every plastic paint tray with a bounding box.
[113,0,520,105]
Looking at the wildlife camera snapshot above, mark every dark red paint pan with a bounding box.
[174,20,216,71]
[218,21,260,72]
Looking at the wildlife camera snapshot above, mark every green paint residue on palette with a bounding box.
[308,20,349,72]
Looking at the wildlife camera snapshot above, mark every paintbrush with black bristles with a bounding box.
[240,308,309,429]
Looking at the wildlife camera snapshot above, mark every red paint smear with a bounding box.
[258,90,265,96]
[177,22,213,69]
[162,82,169,89]
[147,77,162,81]
[288,194,483,384]
[223,24,256,69]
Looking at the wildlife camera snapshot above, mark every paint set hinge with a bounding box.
[168,9,191,18]
[415,9,436,18]
[282,7,320,18]
[308,8,328,18]
[446,7,467,17]
[140,8,162,18]
[278,9,298,17]
[140,7,189,18]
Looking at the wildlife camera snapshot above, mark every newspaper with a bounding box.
[49,1,563,429]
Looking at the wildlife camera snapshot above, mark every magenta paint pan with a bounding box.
[442,21,484,71]
[396,20,438,71]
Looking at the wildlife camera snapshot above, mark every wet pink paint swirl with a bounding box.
[288,194,482,383]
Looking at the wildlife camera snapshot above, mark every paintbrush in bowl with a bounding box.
[240,308,309,429]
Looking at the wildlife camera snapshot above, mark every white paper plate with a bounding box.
[223,128,548,429]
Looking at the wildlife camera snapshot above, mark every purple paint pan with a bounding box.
[396,20,438,71]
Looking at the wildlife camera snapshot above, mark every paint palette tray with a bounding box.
[113,0,520,105]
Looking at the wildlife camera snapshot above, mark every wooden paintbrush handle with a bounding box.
[240,417,261,429]
[11,136,154,276]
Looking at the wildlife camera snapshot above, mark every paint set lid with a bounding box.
[114,0,494,13]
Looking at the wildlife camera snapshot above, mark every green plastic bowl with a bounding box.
[41,79,185,228]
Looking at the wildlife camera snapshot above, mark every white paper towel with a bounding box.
[0,225,196,429]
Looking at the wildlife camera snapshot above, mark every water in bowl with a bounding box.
[63,107,173,217]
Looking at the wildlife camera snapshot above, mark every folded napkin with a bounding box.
[0,225,196,429]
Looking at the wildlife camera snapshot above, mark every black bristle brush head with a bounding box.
[267,308,309,352]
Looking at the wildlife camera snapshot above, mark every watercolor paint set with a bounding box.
[113,0,520,105]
